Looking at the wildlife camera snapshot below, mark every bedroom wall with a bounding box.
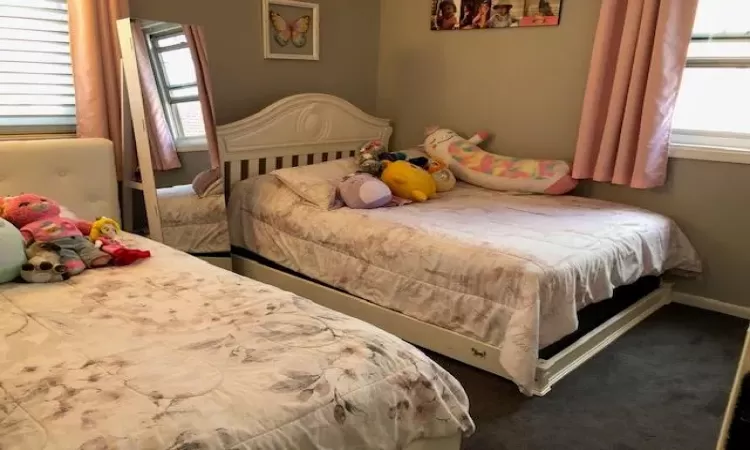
[128,0,380,193]
[128,0,381,126]
[377,0,750,307]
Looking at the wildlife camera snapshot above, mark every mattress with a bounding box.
[0,234,473,449]
[228,175,701,391]
[156,184,229,254]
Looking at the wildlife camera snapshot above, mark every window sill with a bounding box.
[0,133,77,142]
[669,144,750,165]
[176,136,208,153]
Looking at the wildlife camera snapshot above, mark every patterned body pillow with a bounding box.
[424,128,577,195]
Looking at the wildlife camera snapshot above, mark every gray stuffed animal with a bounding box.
[21,242,70,283]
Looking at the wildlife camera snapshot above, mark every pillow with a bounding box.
[0,218,26,283]
[272,158,358,210]
[192,168,223,198]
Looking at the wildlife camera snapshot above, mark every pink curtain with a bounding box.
[68,0,128,179]
[131,21,181,171]
[184,25,221,170]
[572,0,698,189]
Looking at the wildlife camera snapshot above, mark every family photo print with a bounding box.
[431,0,562,30]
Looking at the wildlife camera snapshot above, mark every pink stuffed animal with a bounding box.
[0,194,111,276]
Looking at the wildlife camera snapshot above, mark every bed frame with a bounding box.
[217,93,673,396]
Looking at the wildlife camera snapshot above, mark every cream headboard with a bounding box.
[217,93,392,190]
[0,138,120,222]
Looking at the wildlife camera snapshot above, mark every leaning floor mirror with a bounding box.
[117,18,230,270]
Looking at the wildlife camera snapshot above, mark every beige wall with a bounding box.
[377,0,599,159]
[129,0,381,126]
[378,0,750,306]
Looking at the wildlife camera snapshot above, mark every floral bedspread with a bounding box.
[229,177,701,393]
[0,235,473,450]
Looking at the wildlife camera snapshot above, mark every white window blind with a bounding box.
[671,0,750,149]
[0,0,75,134]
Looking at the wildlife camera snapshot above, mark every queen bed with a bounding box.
[0,138,473,450]
[218,93,702,396]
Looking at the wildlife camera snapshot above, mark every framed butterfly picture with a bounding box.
[262,0,320,61]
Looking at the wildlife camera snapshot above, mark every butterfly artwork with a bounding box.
[269,11,311,48]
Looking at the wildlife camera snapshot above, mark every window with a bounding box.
[144,24,206,145]
[0,0,75,134]
[671,0,750,152]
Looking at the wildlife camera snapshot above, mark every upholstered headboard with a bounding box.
[217,93,393,190]
[0,138,120,222]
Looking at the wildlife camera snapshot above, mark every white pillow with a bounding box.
[192,168,224,198]
[272,158,358,210]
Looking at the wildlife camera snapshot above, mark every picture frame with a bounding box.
[262,0,320,61]
[431,0,563,31]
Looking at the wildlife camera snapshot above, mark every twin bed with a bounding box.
[218,94,701,396]
[0,138,472,449]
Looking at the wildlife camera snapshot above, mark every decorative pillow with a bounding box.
[0,218,26,283]
[272,158,358,210]
[192,168,223,198]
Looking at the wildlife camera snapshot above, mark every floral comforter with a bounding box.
[0,235,473,450]
[229,177,701,393]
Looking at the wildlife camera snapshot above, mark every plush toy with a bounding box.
[409,157,457,192]
[424,127,578,195]
[21,242,70,283]
[338,173,393,209]
[90,217,151,266]
[380,161,436,202]
[0,218,26,283]
[0,194,111,276]
[357,140,389,176]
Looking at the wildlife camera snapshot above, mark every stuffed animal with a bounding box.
[357,140,389,176]
[0,194,111,275]
[90,217,151,266]
[0,218,26,283]
[21,242,70,283]
[380,161,436,202]
[424,127,578,195]
[409,157,457,192]
[338,173,393,209]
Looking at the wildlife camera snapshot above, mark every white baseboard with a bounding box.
[672,292,750,320]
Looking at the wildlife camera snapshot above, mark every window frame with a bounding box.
[143,24,206,151]
[670,30,750,163]
[0,0,76,137]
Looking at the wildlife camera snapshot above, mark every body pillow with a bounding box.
[424,127,577,195]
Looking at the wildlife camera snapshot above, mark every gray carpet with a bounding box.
[425,304,748,450]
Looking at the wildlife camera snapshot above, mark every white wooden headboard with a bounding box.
[0,138,120,222]
[216,93,392,189]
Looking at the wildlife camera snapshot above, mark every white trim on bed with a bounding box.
[217,93,392,188]
[234,256,672,396]
[217,93,672,396]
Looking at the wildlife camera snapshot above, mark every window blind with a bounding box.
[0,0,75,134]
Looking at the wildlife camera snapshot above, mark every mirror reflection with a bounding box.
[118,18,230,270]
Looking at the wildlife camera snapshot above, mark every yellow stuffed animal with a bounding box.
[380,161,436,202]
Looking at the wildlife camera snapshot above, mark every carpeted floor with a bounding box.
[426,304,748,450]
